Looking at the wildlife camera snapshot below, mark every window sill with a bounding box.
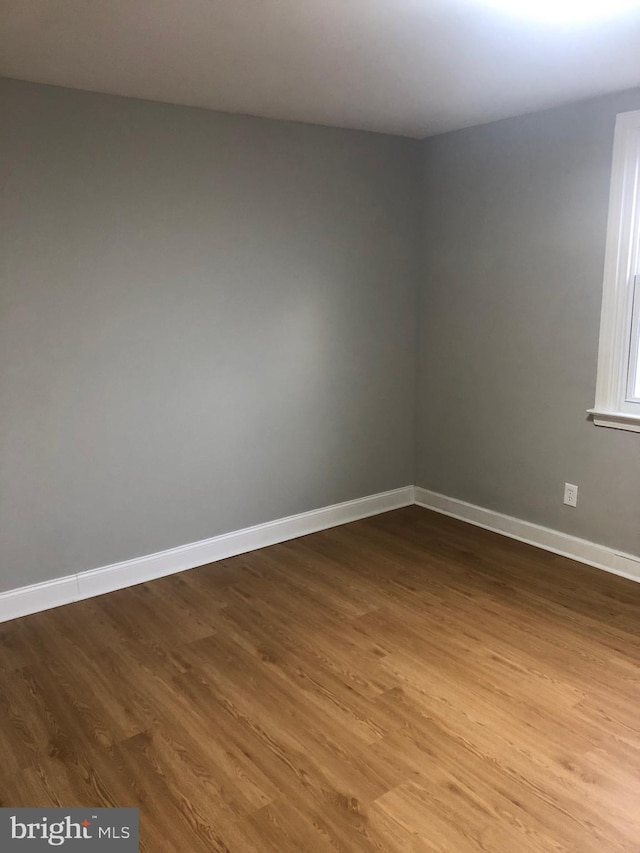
[587,409,640,433]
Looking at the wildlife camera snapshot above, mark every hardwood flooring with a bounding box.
[1,506,640,851]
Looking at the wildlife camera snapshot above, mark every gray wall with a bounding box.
[417,88,640,556]
[5,76,639,595]
[0,78,421,591]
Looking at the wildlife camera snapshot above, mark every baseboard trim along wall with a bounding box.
[415,486,640,584]
[3,484,640,624]
[0,486,414,623]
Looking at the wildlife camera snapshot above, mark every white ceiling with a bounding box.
[1,0,640,137]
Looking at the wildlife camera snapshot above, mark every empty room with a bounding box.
[1,0,640,850]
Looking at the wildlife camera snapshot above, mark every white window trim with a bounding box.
[589,109,640,433]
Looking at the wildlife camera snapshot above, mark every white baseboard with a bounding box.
[415,486,640,583]
[3,484,639,624]
[0,575,80,626]
[0,486,415,623]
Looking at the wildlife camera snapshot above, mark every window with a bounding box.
[589,109,640,432]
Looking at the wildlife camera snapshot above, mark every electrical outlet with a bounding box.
[563,483,578,507]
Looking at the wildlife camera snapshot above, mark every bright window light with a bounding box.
[589,110,640,432]
[480,0,640,22]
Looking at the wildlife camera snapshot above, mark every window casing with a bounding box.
[589,109,640,432]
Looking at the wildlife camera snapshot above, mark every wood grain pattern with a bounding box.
[1,506,640,851]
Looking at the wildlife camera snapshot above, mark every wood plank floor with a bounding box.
[1,506,640,851]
